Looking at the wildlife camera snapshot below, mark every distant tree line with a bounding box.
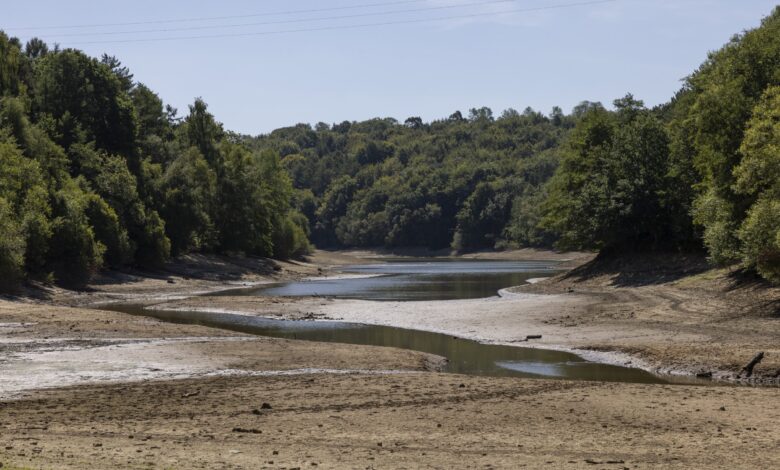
[242,7,780,284]
[243,106,574,252]
[2,6,779,288]
[0,33,309,289]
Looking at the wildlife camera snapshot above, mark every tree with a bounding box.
[160,148,217,255]
[0,197,25,289]
[0,32,26,96]
[541,96,685,251]
[184,98,223,168]
[732,86,780,281]
[47,178,105,286]
[24,38,48,59]
[679,7,780,271]
[32,50,136,156]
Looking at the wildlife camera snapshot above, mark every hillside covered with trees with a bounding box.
[1,6,780,288]
[244,106,576,251]
[246,7,780,284]
[0,33,309,289]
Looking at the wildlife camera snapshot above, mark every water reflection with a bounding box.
[108,305,666,384]
[216,259,563,301]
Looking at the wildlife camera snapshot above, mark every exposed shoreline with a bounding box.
[2,249,779,469]
[145,278,779,383]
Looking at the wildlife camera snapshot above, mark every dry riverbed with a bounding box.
[1,249,779,469]
[154,256,780,381]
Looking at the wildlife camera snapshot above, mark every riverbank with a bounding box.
[151,253,780,380]
[2,249,780,469]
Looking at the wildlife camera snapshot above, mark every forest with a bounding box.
[1,6,779,287]
[0,34,310,289]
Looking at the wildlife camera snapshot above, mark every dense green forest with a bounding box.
[244,8,780,284]
[243,106,576,251]
[538,7,780,283]
[1,6,780,288]
[0,33,309,289]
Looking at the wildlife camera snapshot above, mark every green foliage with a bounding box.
[184,98,223,167]
[47,178,105,286]
[0,197,25,289]
[85,195,131,267]
[247,106,572,251]
[215,146,297,257]
[0,134,52,278]
[160,148,217,255]
[668,7,780,281]
[733,86,780,281]
[273,212,312,260]
[4,6,780,287]
[0,33,307,289]
[453,182,511,251]
[0,31,27,96]
[31,49,136,156]
[541,96,691,251]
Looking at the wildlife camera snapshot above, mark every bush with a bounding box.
[272,213,312,259]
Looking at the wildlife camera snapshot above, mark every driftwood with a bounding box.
[739,352,765,378]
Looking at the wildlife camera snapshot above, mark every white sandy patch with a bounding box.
[0,337,245,399]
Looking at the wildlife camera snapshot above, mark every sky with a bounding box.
[3,0,778,135]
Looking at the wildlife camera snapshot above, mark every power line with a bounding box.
[41,0,522,38]
[8,0,447,31]
[54,0,621,46]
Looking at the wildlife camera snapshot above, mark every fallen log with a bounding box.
[739,352,765,378]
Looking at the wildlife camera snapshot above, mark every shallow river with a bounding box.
[214,259,561,301]
[111,259,671,384]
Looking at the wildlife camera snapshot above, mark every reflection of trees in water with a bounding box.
[261,271,556,301]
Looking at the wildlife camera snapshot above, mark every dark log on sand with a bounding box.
[739,352,765,378]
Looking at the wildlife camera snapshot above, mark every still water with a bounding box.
[213,259,562,301]
[107,259,670,384]
[110,304,663,383]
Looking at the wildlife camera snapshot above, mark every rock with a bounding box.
[696,371,713,378]
[261,403,272,410]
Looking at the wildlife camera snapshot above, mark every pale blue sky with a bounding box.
[3,1,778,134]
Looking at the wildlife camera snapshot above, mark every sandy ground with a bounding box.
[2,374,779,469]
[2,249,780,469]
[0,300,442,401]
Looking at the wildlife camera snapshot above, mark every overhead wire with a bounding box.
[8,0,433,30]
[37,0,525,38]
[16,0,619,45]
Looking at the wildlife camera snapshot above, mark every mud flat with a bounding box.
[153,279,780,381]
[2,372,779,469]
[2,250,779,469]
